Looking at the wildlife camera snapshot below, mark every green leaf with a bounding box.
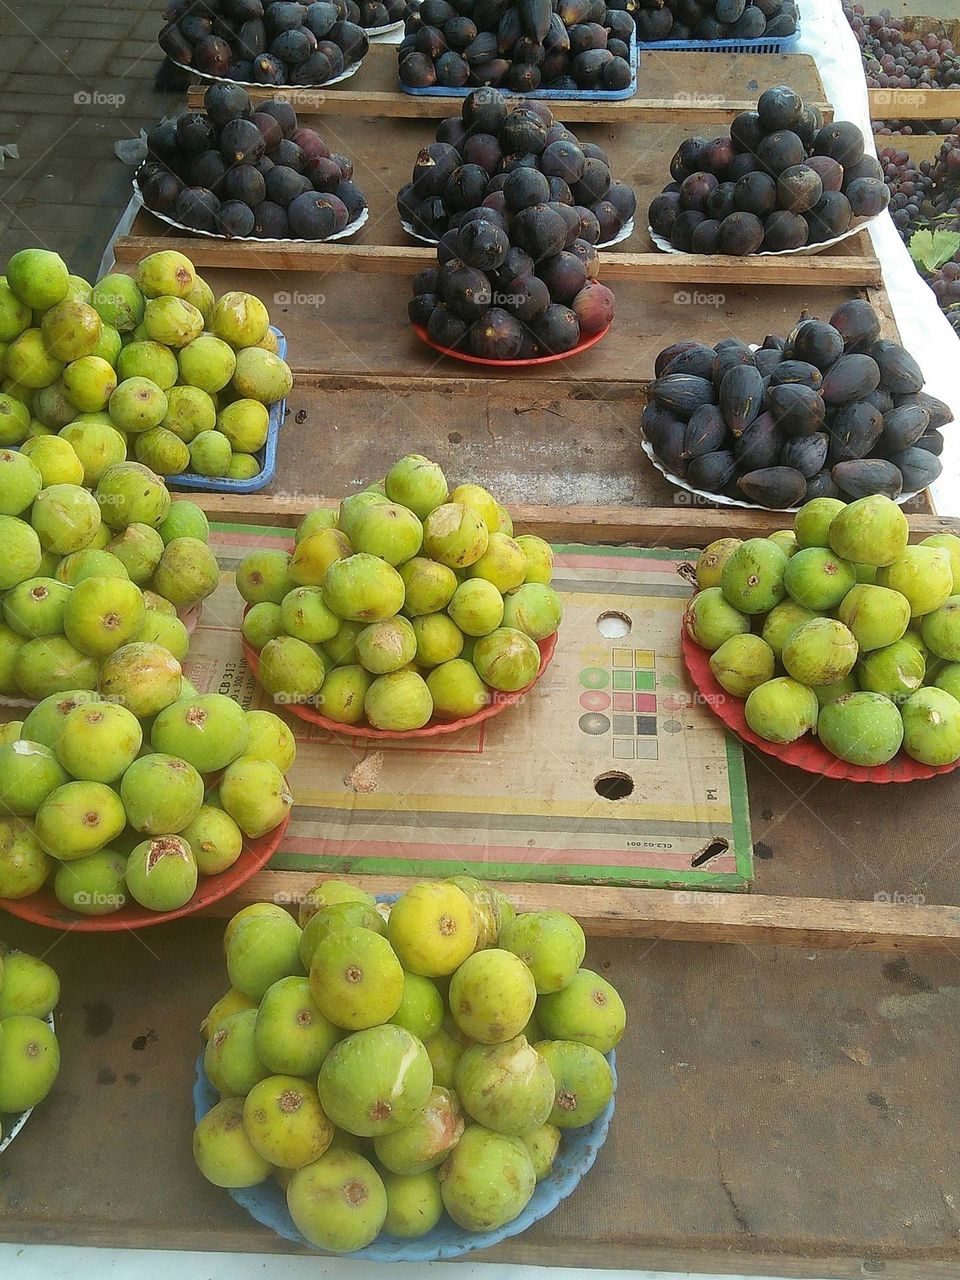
[910,228,960,272]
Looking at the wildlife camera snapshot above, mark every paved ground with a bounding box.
[0,0,180,280]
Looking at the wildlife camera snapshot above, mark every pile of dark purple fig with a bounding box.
[397,89,637,245]
[139,83,366,240]
[642,298,951,508]
[398,0,634,93]
[648,85,890,254]
[160,0,374,86]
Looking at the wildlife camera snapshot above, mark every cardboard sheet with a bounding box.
[198,527,752,891]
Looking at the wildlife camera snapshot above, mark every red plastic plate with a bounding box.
[243,629,557,740]
[682,627,960,784]
[0,815,290,931]
[411,322,611,367]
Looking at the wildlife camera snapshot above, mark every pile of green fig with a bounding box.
[0,690,296,915]
[0,463,218,703]
[0,948,60,1139]
[193,876,623,1251]
[237,454,563,731]
[0,246,293,483]
[686,493,960,767]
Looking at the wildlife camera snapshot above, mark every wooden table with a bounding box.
[3,316,960,1273]
[3,908,960,1278]
[120,46,881,285]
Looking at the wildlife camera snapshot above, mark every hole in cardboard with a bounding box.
[596,611,631,639]
[594,771,634,800]
[691,838,729,868]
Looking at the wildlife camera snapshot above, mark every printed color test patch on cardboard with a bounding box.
[196,529,753,892]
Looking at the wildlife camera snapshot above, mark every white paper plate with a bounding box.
[170,55,363,90]
[400,215,634,249]
[647,210,881,257]
[640,436,922,512]
[134,178,368,243]
[364,18,404,37]
[0,1012,55,1155]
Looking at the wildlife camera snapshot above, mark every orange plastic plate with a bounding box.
[682,628,960,784]
[0,815,290,931]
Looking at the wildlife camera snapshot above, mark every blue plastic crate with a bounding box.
[638,16,800,53]
[399,33,638,99]
[168,328,287,495]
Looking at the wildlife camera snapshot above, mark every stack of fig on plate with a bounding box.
[641,298,950,508]
[648,84,889,254]
[398,0,634,92]
[397,88,636,247]
[408,91,617,360]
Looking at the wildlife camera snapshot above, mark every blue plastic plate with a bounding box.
[168,328,287,495]
[193,914,617,1265]
[193,1052,615,1260]
[638,17,800,52]
[399,34,638,99]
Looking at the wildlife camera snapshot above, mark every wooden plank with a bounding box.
[114,223,883,284]
[896,133,949,166]
[206,869,960,953]
[883,0,959,19]
[199,494,956,544]
[118,108,878,280]
[161,270,932,514]
[183,42,832,121]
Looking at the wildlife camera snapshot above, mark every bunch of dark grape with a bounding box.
[843,4,960,90]
[877,145,934,239]
[926,258,960,307]
[930,130,960,210]
[873,117,960,138]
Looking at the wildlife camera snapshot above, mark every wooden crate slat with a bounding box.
[113,224,882,284]
[205,869,960,954]
[866,17,960,117]
[868,88,960,119]
[183,43,833,121]
[197,495,955,544]
[895,133,949,165]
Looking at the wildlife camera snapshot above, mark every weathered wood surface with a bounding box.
[3,915,960,1277]
[183,41,832,121]
[116,111,877,279]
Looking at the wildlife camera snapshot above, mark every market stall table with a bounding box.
[2,913,960,1279]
